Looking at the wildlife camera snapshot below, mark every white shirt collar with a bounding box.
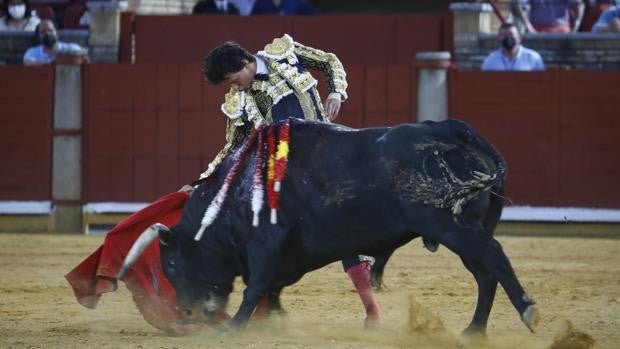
[255,55,268,74]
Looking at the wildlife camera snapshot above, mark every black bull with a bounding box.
[119,119,539,334]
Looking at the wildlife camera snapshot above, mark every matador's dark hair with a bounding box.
[202,41,255,85]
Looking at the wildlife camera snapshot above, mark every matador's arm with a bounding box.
[198,117,252,180]
[293,41,348,101]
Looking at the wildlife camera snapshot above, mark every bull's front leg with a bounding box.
[230,270,278,328]
[230,234,283,328]
[230,283,270,328]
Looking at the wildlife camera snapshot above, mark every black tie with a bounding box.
[254,73,269,81]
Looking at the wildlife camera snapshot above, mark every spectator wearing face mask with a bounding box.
[482,22,545,71]
[0,0,40,31]
[193,0,240,14]
[23,19,88,65]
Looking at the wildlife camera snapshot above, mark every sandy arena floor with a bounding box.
[0,232,618,349]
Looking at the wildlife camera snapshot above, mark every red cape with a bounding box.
[65,191,203,334]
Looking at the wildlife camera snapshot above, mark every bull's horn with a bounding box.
[116,223,166,280]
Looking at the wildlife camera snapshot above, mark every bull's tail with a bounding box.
[440,120,507,216]
[369,249,396,291]
[450,119,507,185]
[483,183,505,235]
[459,120,507,230]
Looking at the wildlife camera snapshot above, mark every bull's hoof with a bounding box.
[214,322,232,332]
[274,308,288,316]
[228,317,249,330]
[422,237,439,252]
[462,326,487,344]
[462,325,487,342]
[364,316,380,329]
[521,305,540,333]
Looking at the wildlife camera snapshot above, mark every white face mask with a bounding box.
[8,4,26,20]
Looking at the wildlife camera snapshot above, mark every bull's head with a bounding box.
[117,223,234,324]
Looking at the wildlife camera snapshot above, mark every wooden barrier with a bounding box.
[0,66,54,200]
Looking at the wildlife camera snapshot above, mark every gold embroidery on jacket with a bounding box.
[263,35,293,58]
[221,90,244,118]
[203,34,348,179]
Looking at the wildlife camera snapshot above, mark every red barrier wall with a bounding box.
[449,69,620,207]
[132,14,450,65]
[0,66,53,200]
[84,63,225,202]
[82,63,417,202]
[4,64,618,209]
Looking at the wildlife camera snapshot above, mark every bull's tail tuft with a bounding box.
[450,119,507,184]
[443,120,507,215]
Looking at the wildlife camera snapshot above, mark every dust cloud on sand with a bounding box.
[0,233,618,349]
[549,320,595,349]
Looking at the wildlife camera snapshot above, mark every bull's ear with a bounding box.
[159,228,175,247]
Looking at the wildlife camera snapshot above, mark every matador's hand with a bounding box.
[178,184,195,195]
[324,98,341,122]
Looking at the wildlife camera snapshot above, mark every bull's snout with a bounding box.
[197,291,231,326]
[180,292,226,322]
[202,292,221,314]
[181,306,202,321]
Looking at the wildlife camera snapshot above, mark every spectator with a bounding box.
[0,0,40,31]
[511,0,585,33]
[230,0,255,15]
[580,0,615,31]
[23,19,88,65]
[193,0,239,14]
[482,22,545,71]
[250,0,317,15]
[79,10,91,26]
[591,5,620,31]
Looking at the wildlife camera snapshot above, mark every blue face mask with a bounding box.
[501,36,517,51]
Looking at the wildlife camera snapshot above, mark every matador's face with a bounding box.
[223,59,256,92]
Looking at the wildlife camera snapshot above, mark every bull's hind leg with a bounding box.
[460,257,497,336]
[264,288,287,316]
[439,230,539,333]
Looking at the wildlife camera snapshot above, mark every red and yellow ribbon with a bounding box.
[266,119,291,224]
